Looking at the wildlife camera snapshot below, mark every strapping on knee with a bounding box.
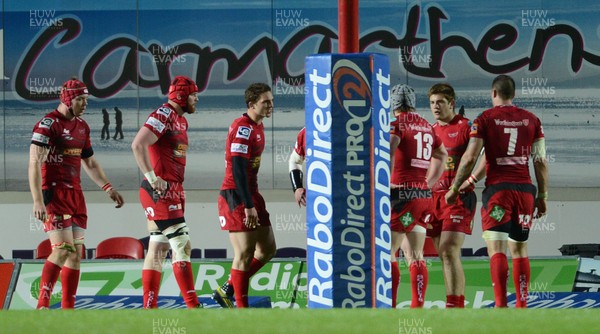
[73,236,85,246]
[51,242,76,253]
[163,223,191,262]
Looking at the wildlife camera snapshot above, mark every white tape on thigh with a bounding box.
[412,225,427,234]
[149,232,169,243]
[508,236,528,244]
[482,230,509,241]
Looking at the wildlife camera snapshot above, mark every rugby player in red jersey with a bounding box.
[213,83,276,308]
[446,75,548,308]
[389,84,447,308]
[29,78,124,309]
[427,83,485,308]
[132,75,201,308]
[289,127,306,207]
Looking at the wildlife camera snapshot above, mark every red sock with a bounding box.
[172,261,199,308]
[409,260,428,308]
[60,266,80,309]
[142,269,162,309]
[490,253,508,307]
[37,261,62,309]
[391,261,400,308]
[512,257,530,308]
[459,295,465,308]
[248,258,266,277]
[230,268,250,308]
[446,295,462,308]
[227,258,265,285]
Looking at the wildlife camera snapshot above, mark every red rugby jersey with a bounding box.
[470,105,544,185]
[390,112,441,189]
[31,110,92,190]
[143,103,189,183]
[221,113,265,193]
[431,114,471,191]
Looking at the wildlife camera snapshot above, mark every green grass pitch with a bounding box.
[0,309,598,334]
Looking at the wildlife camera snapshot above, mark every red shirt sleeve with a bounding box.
[229,120,253,159]
[143,105,176,138]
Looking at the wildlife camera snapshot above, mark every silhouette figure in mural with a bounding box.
[101,108,110,140]
[113,107,124,140]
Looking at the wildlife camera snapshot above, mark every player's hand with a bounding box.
[107,189,125,208]
[458,180,475,193]
[32,200,47,222]
[295,188,306,207]
[534,198,547,219]
[244,207,260,229]
[150,176,169,196]
[445,189,458,204]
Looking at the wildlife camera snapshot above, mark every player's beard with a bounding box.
[184,104,196,114]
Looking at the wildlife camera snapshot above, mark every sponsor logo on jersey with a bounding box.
[411,158,430,169]
[146,117,166,133]
[156,106,173,118]
[31,132,50,144]
[448,131,458,138]
[256,133,262,142]
[494,119,525,127]
[63,148,82,156]
[407,123,432,133]
[250,156,261,169]
[236,126,251,139]
[450,214,464,223]
[219,216,226,227]
[470,123,478,135]
[62,129,73,140]
[39,118,54,129]
[168,204,182,211]
[173,143,188,157]
[231,143,248,154]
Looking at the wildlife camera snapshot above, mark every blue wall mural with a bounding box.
[2,0,599,190]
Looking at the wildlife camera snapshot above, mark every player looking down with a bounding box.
[29,78,124,309]
[132,75,202,309]
[446,75,548,308]
[213,83,276,308]
[389,84,447,308]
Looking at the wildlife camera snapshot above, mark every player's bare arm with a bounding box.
[28,143,50,221]
[81,156,124,208]
[131,126,168,194]
[446,137,483,204]
[532,138,549,218]
[426,143,448,189]
[459,149,486,191]
[389,133,400,188]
